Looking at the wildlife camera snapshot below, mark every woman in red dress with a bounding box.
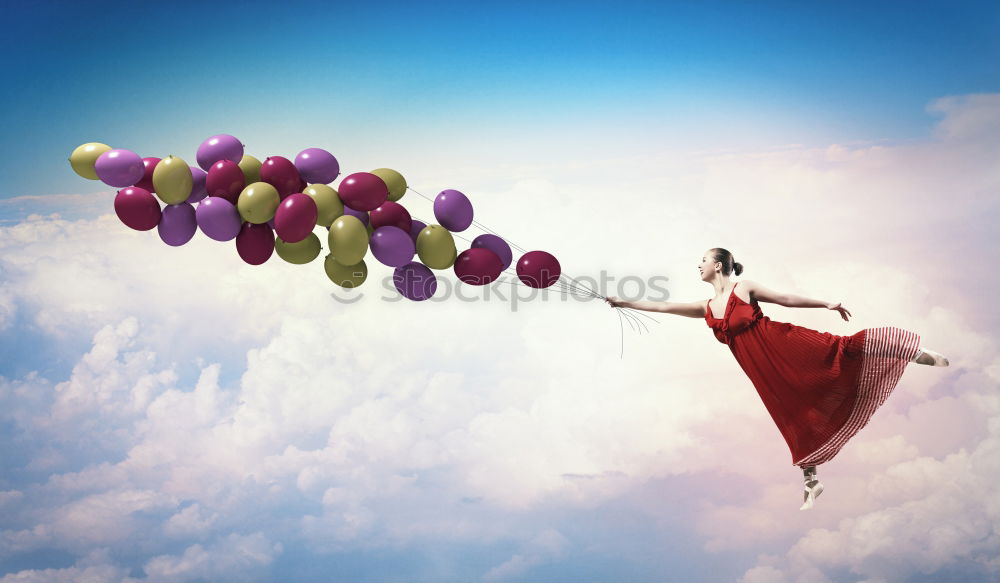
[605,247,949,510]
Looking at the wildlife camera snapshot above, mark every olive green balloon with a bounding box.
[276,233,322,264]
[416,224,457,269]
[238,182,280,224]
[239,154,262,184]
[327,215,369,266]
[69,142,112,180]
[371,168,407,202]
[366,222,374,237]
[152,155,193,204]
[324,255,368,288]
[303,184,344,227]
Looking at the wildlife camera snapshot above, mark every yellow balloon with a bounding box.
[324,255,368,288]
[416,224,457,269]
[370,168,407,202]
[152,155,193,204]
[239,155,262,184]
[69,142,112,180]
[237,182,280,224]
[276,233,322,264]
[303,184,344,227]
[327,215,369,265]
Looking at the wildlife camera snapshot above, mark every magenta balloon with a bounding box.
[134,157,160,192]
[114,187,161,231]
[95,149,145,187]
[393,261,437,301]
[274,193,318,244]
[516,250,561,288]
[196,134,244,171]
[471,234,513,270]
[195,196,241,241]
[260,156,301,200]
[433,189,474,232]
[454,248,503,285]
[370,201,412,232]
[370,226,416,267]
[186,166,208,203]
[205,160,245,204]
[157,203,197,247]
[235,222,275,265]
[408,219,426,242]
[338,172,388,211]
[294,148,340,184]
[343,206,369,226]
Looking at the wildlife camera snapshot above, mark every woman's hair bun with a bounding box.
[733,261,743,276]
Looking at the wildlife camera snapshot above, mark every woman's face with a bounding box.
[698,252,720,281]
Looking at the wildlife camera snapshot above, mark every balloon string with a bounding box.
[616,308,625,359]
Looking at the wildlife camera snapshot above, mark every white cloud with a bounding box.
[143,533,281,583]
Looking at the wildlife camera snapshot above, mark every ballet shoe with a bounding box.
[921,348,950,367]
[799,479,824,510]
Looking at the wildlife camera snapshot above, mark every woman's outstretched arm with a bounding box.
[605,297,708,318]
[742,280,852,321]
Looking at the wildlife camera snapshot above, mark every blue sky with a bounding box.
[2,2,1000,582]
[1,1,998,199]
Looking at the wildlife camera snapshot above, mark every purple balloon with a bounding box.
[370,226,416,267]
[195,197,242,241]
[294,148,340,184]
[196,134,244,171]
[343,206,369,226]
[433,189,474,232]
[157,203,197,246]
[393,261,438,301]
[186,166,208,203]
[95,149,145,187]
[408,219,427,242]
[471,234,513,270]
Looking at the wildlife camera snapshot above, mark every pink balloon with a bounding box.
[338,172,388,211]
[236,222,275,265]
[455,248,503,285]
[134,157,160,192]
[114,187,161,231]
[516,250,561,288]
[260,156,301,200]
[205,160,245,205]
[370,201,412,232]
[274,194,318,244]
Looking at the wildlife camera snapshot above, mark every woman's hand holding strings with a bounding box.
[605,296,628,308]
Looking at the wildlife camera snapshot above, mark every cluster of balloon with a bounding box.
[69,135,563,301]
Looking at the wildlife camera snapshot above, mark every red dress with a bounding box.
[705,282,920,467]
